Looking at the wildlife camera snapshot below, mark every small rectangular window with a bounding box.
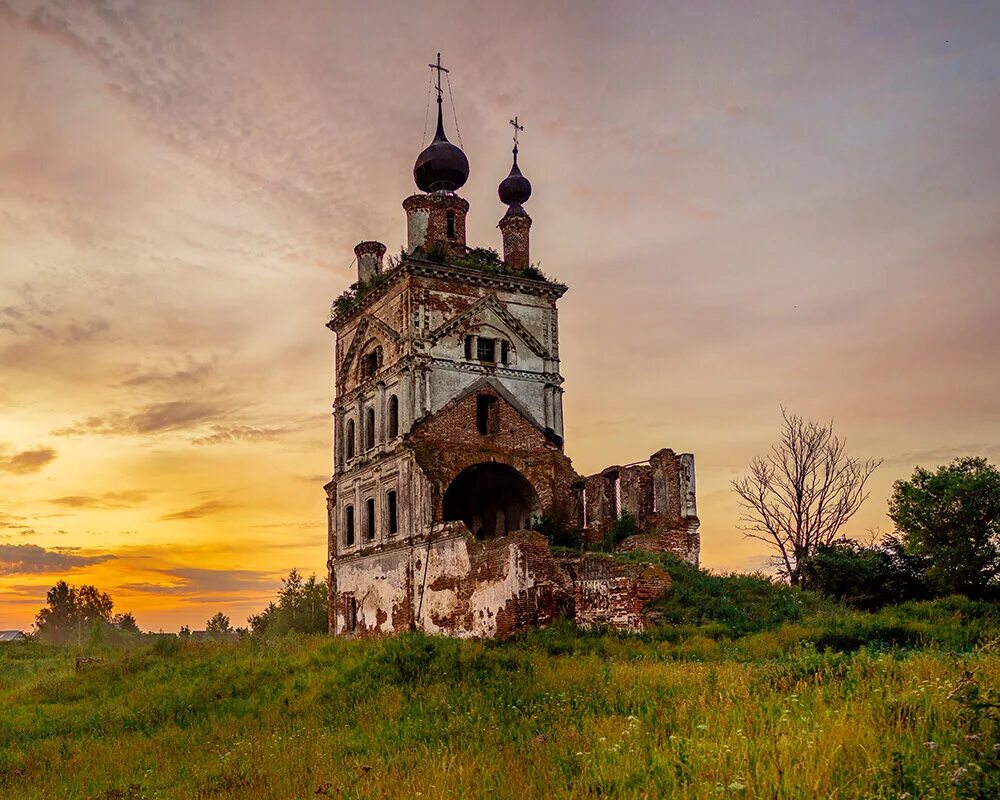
[387,490,398,535]
[365,497,376,541]
[345,505,355,546]
[464,335,473,360]
[476,395,499,435]
[446,211,456,239]
[477,337,495,363]
[500,340,509,365]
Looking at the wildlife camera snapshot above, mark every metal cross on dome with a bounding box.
[428,52,449,101]
[509,115,524,148]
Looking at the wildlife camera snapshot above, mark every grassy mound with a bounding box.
[2,559,998,798]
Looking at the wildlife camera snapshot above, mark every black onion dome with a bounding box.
[498,149,532,206]
[413,102,469,192]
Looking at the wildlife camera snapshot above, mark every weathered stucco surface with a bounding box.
[326,184,700,638]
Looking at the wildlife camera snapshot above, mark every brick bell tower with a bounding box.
[324,56,578,637]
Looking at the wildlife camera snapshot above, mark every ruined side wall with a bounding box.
[582,449,700,565]
[332,528,573,638]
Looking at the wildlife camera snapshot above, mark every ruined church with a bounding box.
[325,59,699,637]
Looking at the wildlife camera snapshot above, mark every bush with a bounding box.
[627,552,834,637]
[803,538,927,610]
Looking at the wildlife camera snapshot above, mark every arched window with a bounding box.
[344,504,355,546]
[446,210,456,239]
[387,395,399,438]
[386,490,398,535]
[345,419,355,460]
[365,407,376,449]
[365,497,376,541]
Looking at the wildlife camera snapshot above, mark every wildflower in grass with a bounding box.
[727,781,746,791]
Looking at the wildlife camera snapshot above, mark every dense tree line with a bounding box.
[805,457,1000,607]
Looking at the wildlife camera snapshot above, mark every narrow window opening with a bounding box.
[464,335,473,360]
[365,497,376,541]
[344,504,355,546]
[476,395,499,436]
[387,394,399,438]
[387,490,398,535]
[500,340,509,365]
[614,476,622,519]
[345,420,355,460]
[477,337,496,363]
[365,407,376,450]
[446,211,456,239]
[361,346,382,379]
[345,595,357,632]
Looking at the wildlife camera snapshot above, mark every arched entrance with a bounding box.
[442,462,540,539]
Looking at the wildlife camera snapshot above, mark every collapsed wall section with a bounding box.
[582,449,700,565]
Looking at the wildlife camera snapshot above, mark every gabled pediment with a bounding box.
[338,314,401,380]
[428,294,549,359]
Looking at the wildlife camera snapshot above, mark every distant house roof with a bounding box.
[0,630,26,642]
[190,630,238,641]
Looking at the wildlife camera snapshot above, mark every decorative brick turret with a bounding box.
[497,121,533,272]
[498,207,532,270]
[403,193,469,255]
[355,241,386,283]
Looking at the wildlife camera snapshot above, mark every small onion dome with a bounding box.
[413,101,469,193]
[498,148,531,206]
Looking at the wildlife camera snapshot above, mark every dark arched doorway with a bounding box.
[442,463,540,539]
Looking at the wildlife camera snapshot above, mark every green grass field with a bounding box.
[3,566,999,799]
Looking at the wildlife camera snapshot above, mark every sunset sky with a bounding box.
[1,1,998,632]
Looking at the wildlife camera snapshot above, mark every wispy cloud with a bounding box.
[47,490,151,510]
[119,566,277,598]
[191,424,289,446]
[0,445,57,474]
[159,500,234,522]
[53,401,225,436]
[0,544,114,575]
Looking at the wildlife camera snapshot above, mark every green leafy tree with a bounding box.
[802,536,926,610]
[112,612,141,634]
[889,457,1000,599]
[205,612,233,635]
[606,511,639,551]
[178,625,191,638]
[34,581,115,645]
[249,569,328,635]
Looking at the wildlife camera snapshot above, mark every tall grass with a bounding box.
[2,597,999,799]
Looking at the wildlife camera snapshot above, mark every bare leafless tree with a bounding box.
[732,408,882,586]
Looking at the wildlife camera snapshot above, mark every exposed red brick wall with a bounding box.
[563,555,670,632]
[403,193,470,253]
[498,212,531,270]
[407,384,580,524]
